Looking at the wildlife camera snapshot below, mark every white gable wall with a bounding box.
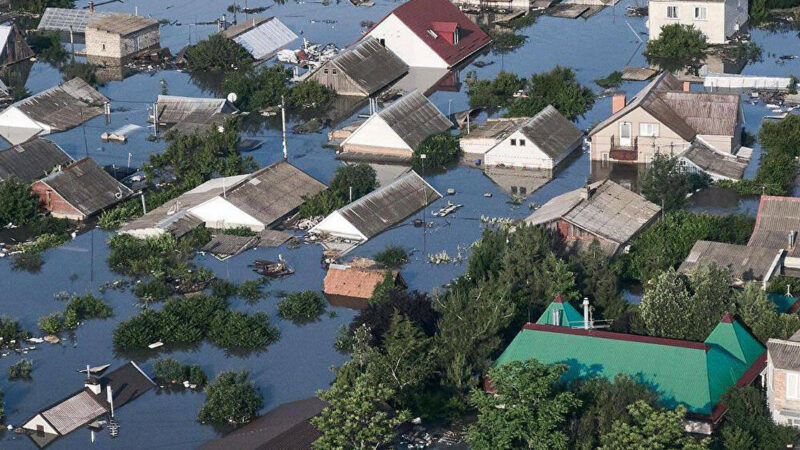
[23,414,59,435]
[366,14,448,69]
[343,115,412,152]
[485,130,575,170]
[310,211,367,241]
[0,106,49,144]
[189,196,265,231]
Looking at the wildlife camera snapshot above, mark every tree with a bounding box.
[373,246,408,269]
[640,153,707,211]
[222,65,291,111]
[351,289,438,346]
[645,24,709,73]
[198,371,263,426]
[0,177,40,227]
[185,34,253,73]
[299,163,378,218]
[8,358,33,380]
[749,0,767,23]
[312,374,410,449]
[598,401,710,450]
[412,133,461,171]
[467,71,524,110]
[507,66,595,120]
[466,360,580,450]
[277,291,326,324]
[286,80,335,110]
[735,282,800,344]
[719,386,797,450]
[572,240,627,320]
[370,313,434,398]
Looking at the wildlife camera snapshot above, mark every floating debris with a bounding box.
[251,255,295,278]
[484,192,492,198]
[77,364,111,375]
[43,335,60,344]
[446,188,456,195]
[148,341,164,349]
[432,201,463,217]
[429,250,451,264]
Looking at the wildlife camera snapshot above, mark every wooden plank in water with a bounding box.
[548,5,591,18]
[622,66,658,81]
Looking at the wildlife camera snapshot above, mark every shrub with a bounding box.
[63,294,113,329]
[0,177,40,227]
[595,71,623,89]
[507,66,595,120]
[198,371,263,426]
[185,34,253,73]
[237,280,264,303]
[132,279,174,302]
[373,246,409,269]
[153,358,208,388]
[299,164,378,218]
[38,312,65,335]
[11,252,44,273]
[645,24,708,72]
[412,133,461,171]
[0,316,30,349]
[286,80,335,110]
[467,71,524,110]
[60,62,100,86]
[8,359,32,380]
[26,31,67,64]
[211,279,238,299]
[207,311,280,349]
[278,291,326,324]
[222,65,290,111]
[490,30,526,52]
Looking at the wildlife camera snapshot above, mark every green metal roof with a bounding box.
[535,297,584,327]
[767,293,799,314]
[494,309,765,416]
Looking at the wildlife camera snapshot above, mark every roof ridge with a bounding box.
[523,323,710,350]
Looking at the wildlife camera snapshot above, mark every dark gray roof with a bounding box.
[40,158,133,216]
[100,362,155,409]
[14,78,109,131]
[328,37,408,95]
[224,161,327,227]
[377,91,452,149]
[0,138,72,183]
[678,240,780,282]
[335,170,441,239]
[200,397,326,450]
[526,179,661,249]
[88,13,158,36]
[682,141,747,180]
[155,95,238,127]
[514,105,583,159]
[768,338,800,371]
[749,196,800,257]
[202,234,259,259]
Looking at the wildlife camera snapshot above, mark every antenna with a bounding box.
[281,95,288,160]
[85,364,90,380]
[107,385,119,438]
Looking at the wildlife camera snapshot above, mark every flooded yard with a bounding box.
[0,0,798,448]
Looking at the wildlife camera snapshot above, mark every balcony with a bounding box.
[609,135,638,162]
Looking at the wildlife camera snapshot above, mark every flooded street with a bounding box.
[1,0,798,448]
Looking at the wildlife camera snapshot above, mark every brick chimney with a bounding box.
[682,81,691,92]
[612,92,626,114]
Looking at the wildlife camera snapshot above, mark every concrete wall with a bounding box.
[366,14,448,68]
[86,26,159,59]
[649,0,746,44]
[342,115,412,155]
[31,181,85,221]
[589,106,690,163]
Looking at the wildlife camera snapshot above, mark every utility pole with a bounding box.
[421,153,427,257]
[281,95,288,160]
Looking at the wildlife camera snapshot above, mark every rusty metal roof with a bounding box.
[0,138,72,183]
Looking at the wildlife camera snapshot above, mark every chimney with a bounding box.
[551,308,561,326]
[582,298,590,330]
[612,92,626,114]
[789,230,797,249]
[682,81,691,92]
[579,186,591,200]
[85,377,102,395]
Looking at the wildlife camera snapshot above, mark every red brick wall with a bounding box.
[30,181,83,220]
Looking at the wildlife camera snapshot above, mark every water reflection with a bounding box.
[589,160,646,193]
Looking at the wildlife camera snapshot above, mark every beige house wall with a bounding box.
[649,0,747,44]
[769,365,800,426]
[86,26,159,59]
[589,107,690,163]
[341,143,412,158]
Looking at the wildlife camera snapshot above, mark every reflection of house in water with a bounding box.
[86,56,134,82]
[0,24,34,69]
[483,165,552,199]
[589,160,646,193]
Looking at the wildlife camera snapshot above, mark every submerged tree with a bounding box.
[0,177,40,227]
[640,153,708,212]
[185,34,253,73]
[645,24,709,73]
[199,371,262,426]
[507,66,595,120]
[412,133,461,171]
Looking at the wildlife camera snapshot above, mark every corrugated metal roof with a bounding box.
[327,37,408,95]
[319,171,441,239]
[41,390,107,436]
[12,78,108,131]
[768,338,800,371]
[222,17,298,61]
[376,90,452,150]
[155,95,236,125]
[681,141,747,180]
[202,234,259,258]
[40,157,133,216]
[38,8,108,33]
[678,240,779,281]
[88,13,158,36]
[0,138,73,183]
[514,105,584,159]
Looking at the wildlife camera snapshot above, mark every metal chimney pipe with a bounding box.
[582,298,590,330]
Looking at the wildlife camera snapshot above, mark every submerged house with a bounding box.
[120,161,325,238]
[525,179,661,256]
[340,91,452,160]
[767,331,800,427]
[493,299,767,434]
[30,157,133,221]
[152,95,239,134]
[323,258,405,309]
[587,72,747,180]
[0,138,73,183]
[648,0,748,44]
[0,24,34,68]
[85,13,160,61]
[310,170,441,243]
[308,37,408,97]
[0,78,109,145]
[22,362,155,448]
[221,17,298,63]
[363,0,492,69]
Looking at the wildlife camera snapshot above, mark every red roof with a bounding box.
[369,0,492,67]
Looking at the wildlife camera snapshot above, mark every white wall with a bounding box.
[310,211,367,241]
[648,0,731,44]
[485,130,579,169]
[343,115,411,152]
[189,196,265,231]
[0,106,49,144]
[23,414,58,435]
[366,14,448,68]
[460,136,501,156]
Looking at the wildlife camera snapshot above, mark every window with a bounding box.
[602,152,609,162]
[788,372,800,399]
[101,43,106,51]
[510,139,517,146]
[332,68,338,74]
[667,6,678,18]
[694,6,707,20]
[323,68,328,74]
[511,186,518,194]
[640,123,660,137]
[519,186,527,195]
[519,139,526,146]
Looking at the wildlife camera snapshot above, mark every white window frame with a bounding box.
[667,6,679,19]
[619,122,632,146]
[694,6,707,20]
[788,372,800,400]
[640,123,660,137]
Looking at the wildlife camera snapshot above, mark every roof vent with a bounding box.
[426,29,438,39]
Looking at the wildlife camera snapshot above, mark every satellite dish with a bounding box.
[227,92,238,103]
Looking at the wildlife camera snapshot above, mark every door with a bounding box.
[619,122,632,147]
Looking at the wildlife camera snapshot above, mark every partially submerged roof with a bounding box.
[525,179,661,250]
[200,397,326,450]
[681,141,748,181]
[462,117,529,141]
[222,17,298,61]
[0,138,73,183]
[41,390,107,436]
[312,170,441,240]
[38,157,133,217]
[368,0,492,67]
[38,8,109,33]
[495,310,766,417]
[324,259,398,300]
[678,240,780,282]
[88,13,158,35]
[767,293,800,314]
[155,95,237,126]
[500,105,583,160]
[327,37,408,95]
[369,90,452,150]
[589,72,740,141]
[749,196,800,255]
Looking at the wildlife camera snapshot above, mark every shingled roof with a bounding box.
[325,37,408,95]
[0,138,72,183]
[155,95,238,128]
[38,157,133,217]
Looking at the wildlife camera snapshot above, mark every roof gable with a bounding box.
[511,105,583,159]
[374,91,452,149]
[329,37,408,95]
[536,297,585,327]
[40,157,133,216]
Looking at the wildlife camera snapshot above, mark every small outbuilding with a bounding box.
[679,140,748,181]
[221,17,298,63]
[0,78,109,145]
[85,13,160,61]
[323,258,405,309]
[0,24,34,68]
[152,95,239,134]
[308,37,408,97]
[340,90,452,160]
[30,157,133,221]
[525,179,661,256]
[0,138,73,183]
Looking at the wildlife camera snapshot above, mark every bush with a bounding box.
[0,177,40,227]
[299,164,378,218]
[374,246,409,269]
[412,133,461,171]
[153,358,208,388]
[594,71,623,89]
[0,316,30,349]
[63,294,113,329]
[278,291,326,324]
[133,279,173,302]
[237,280,265,303]
[60,62,100,87]
[286,80,335,110]
[207,311,280,349]
[507,66,595,120]
[490,30,526,52]
[467,71,525,110]
[645,24,709,72]
[222,65,290,111]
[185,34,253,73]
[8,359,32,380]
[211,279,238,299]
[11,252,43,273]
[198,371,263,426]
[26,31,67,64]
[38,312,65,335]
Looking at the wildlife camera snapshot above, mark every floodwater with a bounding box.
[1,0,798,448]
